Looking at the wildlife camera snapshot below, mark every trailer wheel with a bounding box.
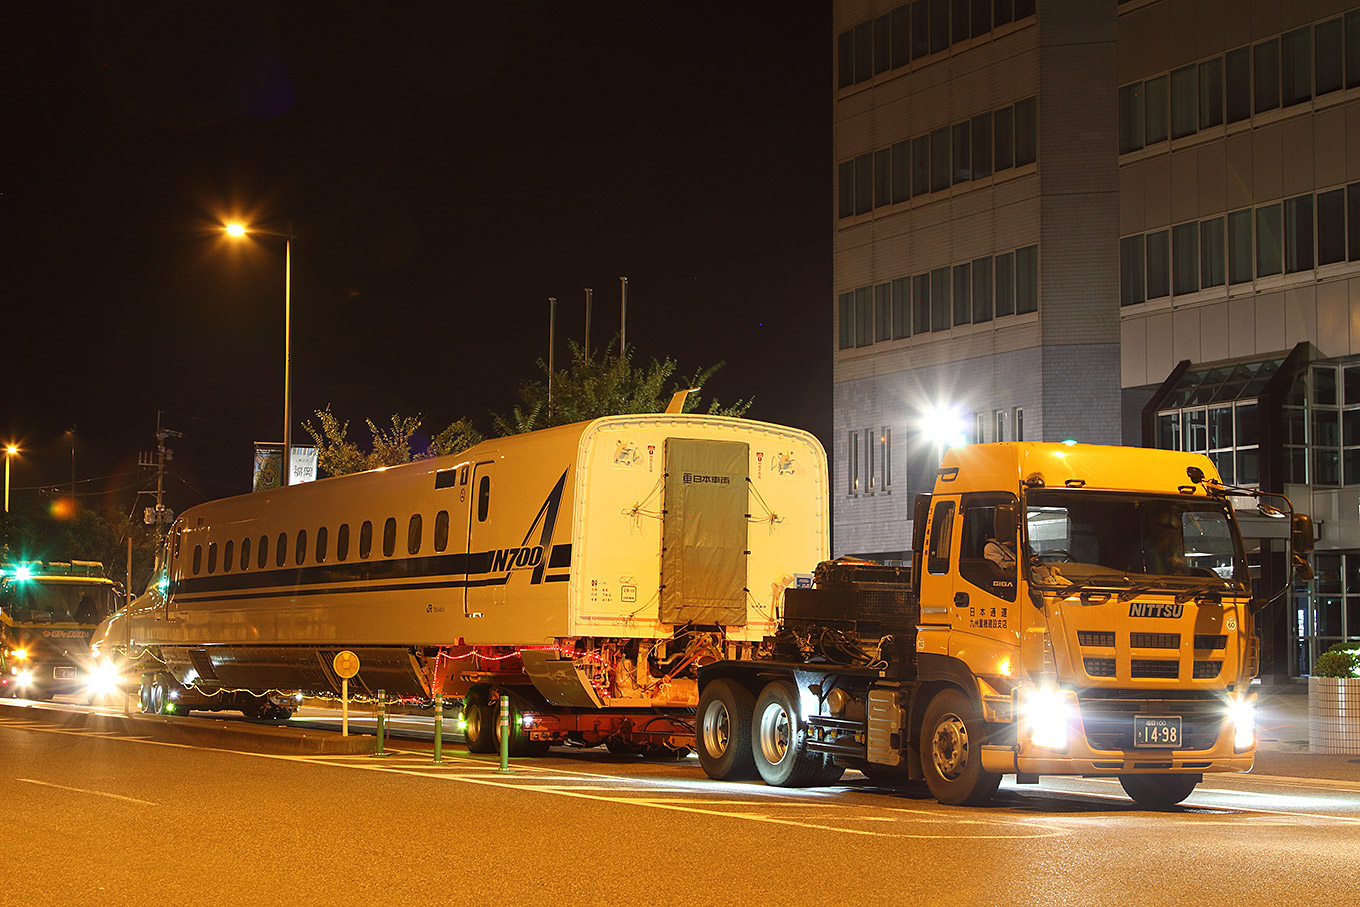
[752,680,825,787]
[488,693,549,757]
[463,689,496,753]
[1118,773,1200,807]
[696,679,757,781]
[920,688,1001,806]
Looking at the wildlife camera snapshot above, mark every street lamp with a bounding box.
[225,221,294,487]
[4,445,16,513]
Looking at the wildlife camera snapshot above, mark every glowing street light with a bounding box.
[4,444,16,513]
[224,221,295,487]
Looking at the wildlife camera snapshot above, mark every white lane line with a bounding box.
[17,778,156,806]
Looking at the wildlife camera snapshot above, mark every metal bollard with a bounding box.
[496,692,513,774]
[371,689,391,759]
[432,692,444,765]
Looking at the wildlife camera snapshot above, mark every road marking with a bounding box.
[17,778,156,806]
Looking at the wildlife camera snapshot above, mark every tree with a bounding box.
[303,407,485,479]
[491,338,750,435]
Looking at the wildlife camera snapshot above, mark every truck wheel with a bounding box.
[752,680,825,787]
[463,689,496,753]
[487,693,549,757]
[1118,773,1200,807]
[921,688,1001,806]
[696,678,757,781]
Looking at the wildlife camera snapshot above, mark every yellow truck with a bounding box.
[695,442,1312,806]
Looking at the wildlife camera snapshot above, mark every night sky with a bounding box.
[6,3,831,517]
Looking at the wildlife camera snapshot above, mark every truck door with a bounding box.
[918,496,960,622]
[464,460,499,617]
[955,493,1019,633]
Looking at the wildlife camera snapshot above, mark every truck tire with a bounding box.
[1118,773,1200,807]
[696,678,757,781]
[920,688,1001,806]
[488,693,549,757]
[752,680,825,787]
[463,689,496,753]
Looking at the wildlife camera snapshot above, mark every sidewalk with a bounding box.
[1252,681,1360,783]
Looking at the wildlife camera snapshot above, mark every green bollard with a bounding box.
[432,692,444,765]
[371,689,391,759]
[496,691,513,774]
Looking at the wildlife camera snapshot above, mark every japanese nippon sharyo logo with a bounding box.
[682,472,732,485]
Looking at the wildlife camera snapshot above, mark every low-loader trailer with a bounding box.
[695,442,1312,806]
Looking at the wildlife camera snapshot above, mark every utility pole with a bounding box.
[548,297,557,420]
[139,412,181,532]
[619,276,627,361]
[584,287,593,358]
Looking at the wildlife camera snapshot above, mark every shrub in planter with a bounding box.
[1310,645,1360,754]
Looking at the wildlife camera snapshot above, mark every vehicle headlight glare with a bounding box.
[16,669,33,687]
[1019,685,1075,752]
[1228,696,1255,751]
[87,660,122,697]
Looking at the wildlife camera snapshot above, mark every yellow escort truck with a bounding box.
[694,442,1312,806]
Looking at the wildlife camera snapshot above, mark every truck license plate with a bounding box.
[53,667,77,680]
[1133,716,1181,748]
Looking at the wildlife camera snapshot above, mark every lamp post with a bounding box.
[225,221,295,487]
[4,445,16,513]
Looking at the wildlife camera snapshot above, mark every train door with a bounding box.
[463,460,498,617]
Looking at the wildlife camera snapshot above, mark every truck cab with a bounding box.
[696,442,1311,806]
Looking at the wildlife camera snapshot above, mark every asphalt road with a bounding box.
[3,694,1359,907]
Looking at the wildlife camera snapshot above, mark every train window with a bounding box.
[337,524,350,561]
[276,532,288,568]
[383,517,397,557]
[258,536,269,569]
[193,545,202,575]
[408,514,422,555]
[316,526,328,563]
[224,540,234,572]
[434,511,449,552]
[207,542,218,574]
[241,537,252,571]
[478,476,490,522]
[359,521,373,559]
[296,529,308,566]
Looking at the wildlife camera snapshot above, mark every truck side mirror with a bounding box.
[1292,554,1314,583]
[994,503,1017,541]
[1291,513,1314,555]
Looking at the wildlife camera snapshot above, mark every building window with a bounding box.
[913,273,932,334]
[1200,217,1225,289]
[1256,203,1283,277]
[1118,82,1144,154]
[891,140,911,205]
[994,106,1014,171]
[1014,97,1037,166]
[995,410,1007,442]
[1225,46,1251,123]
[1172,222,1199,295]
[930,127,950,192]
[1319,188,1346,266]
[995,252,1015,316]
[1348,10,1360,89]
[854,153,873,215]
[931,267,951,330]
[1014,407,1024,441]
[892,277,911,340]
[1145,75,1168,144]
[1015,245,1038,313]
[971,112,992,179]
[1227,209,1253,284]
[953,262,972,326]
[1281,27,1311,107]
[848,430,860,495]
[874,148,892,208]
[1170,64,1197,139]
[1317,18,1344,96]
[912,134,930,196]
[882,427,893,490]
[875,282,892,342]
[837,163,854,219]
[1284,194,1314,273]
[838,292,854,350]
[1253,38,1281,114]
[856,286,874,348]
[866,428,876,492]
[1198,57,1223,129]
[974,412,985,444]
[874,14,891,77]
[952,121,971,185]
[1146,230,1170,298]
[972,257,993,322]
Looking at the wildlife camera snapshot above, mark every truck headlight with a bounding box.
[11,648,28,661]
[1227,694,1255,751]
[1017,684,1078,752]
[15,669,33,687]
[87,660,122,697]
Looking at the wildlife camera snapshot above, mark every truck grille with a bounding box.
[1079,691,1225,751]
[1083,657,1116,677]
[1130,659,1179,679]
[1078,631,1115,647]
[1129,633,1179,649]
[1192,660,1222,679]
[1194,635,1227,650]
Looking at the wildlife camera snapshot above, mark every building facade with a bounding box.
[832,0,1360,676]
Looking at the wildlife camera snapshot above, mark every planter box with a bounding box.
[1308,676,1360,754]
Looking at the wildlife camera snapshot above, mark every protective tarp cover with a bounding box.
[660,438,749,626]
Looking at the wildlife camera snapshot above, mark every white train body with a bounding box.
[104,415,827,734]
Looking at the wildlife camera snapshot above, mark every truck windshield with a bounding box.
[1025,490,1247,590]
[1,580,118,624]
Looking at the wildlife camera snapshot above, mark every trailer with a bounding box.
[92,414,827,750]
[695,442,1312,806]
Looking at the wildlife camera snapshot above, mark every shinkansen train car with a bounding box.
[95,414,827,752]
